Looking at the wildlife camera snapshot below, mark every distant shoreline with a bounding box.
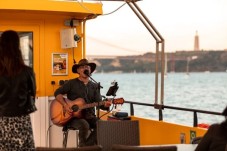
[90,50,227,73]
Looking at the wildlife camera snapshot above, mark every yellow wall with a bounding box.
[0,13,78,97]
[131,116,207,145]
[0,1,102,97]
[99,110,207,145]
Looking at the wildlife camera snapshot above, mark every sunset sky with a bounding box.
[85,0,227,56]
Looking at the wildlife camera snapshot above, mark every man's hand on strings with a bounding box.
[104,99,112,107]
[63,102,73,114]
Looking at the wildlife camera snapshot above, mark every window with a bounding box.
[0,32,33,68]
[19,32,33,67]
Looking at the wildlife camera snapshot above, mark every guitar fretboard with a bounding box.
[79,101,106,110]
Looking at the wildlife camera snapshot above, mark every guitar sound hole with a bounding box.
[71,105,79,112]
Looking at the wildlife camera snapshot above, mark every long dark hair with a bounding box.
[0,30,25,76]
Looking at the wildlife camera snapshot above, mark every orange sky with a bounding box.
[86,0,227,56]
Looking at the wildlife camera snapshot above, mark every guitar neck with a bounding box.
[80,101,106,110]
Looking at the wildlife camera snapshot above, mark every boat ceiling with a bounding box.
[0,0,103,19]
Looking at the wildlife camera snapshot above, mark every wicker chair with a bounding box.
[97,120,140,151]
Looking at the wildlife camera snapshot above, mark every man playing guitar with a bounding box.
[54,58,112,147]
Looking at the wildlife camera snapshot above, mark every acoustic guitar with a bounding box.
[50,97,124,126]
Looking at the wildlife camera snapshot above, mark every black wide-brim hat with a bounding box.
[72,58,96,74]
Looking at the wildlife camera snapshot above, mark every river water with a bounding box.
[92,72,227,126]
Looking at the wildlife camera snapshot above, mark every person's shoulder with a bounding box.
[88,80,99,87]
[209,123,219,128]
[67,78,79,84]
[24,65,32,70]
[70,78,79,82]
[208,123,221,131]
[23,66,34,74]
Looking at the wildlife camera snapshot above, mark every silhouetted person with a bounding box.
[195,105,227,151]
[0,30,36,150]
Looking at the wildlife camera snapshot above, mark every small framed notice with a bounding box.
[52,53,68,75]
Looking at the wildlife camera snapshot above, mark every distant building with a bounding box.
[194,30,200,51]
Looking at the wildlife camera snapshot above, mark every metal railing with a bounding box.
[124,100,222,127]
[126,0,165,106]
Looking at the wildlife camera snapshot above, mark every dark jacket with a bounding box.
[195,122,227,151]
[0,67,36,116]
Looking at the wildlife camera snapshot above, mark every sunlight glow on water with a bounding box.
[93,72,227,126]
